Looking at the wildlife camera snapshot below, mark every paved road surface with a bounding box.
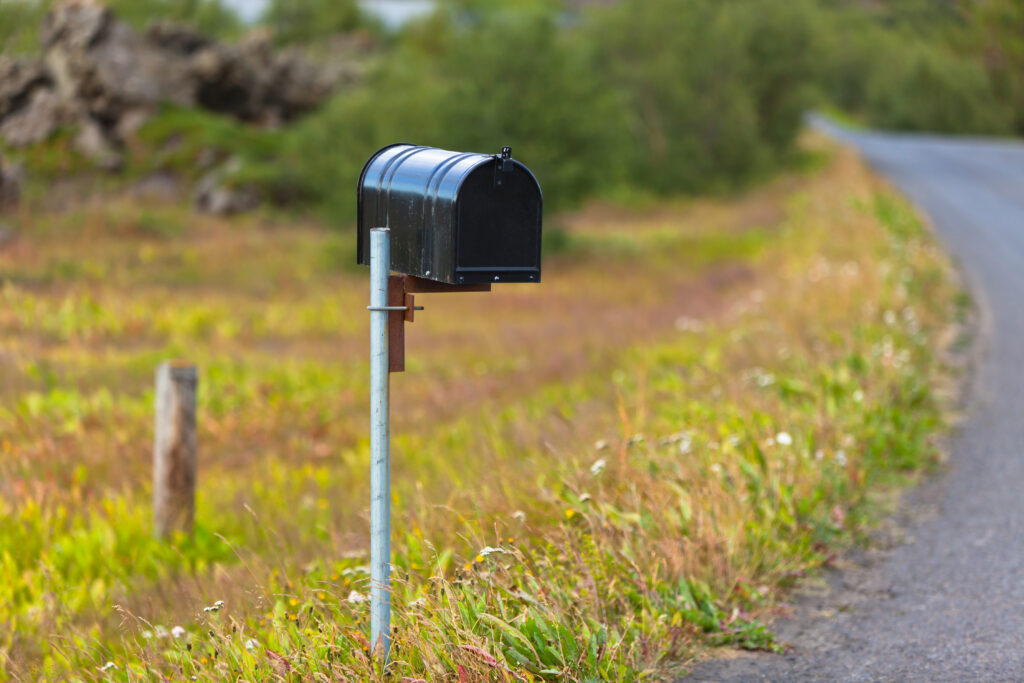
[685,118,1024,682]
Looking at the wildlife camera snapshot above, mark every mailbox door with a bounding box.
[455,162,542,284]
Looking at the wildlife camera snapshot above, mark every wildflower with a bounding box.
[512,510,526,523]
[776,432,793,446]
[463,563,473,572]
[594,439,610,451]
[477,546,507,558]
[347,590,368,604]
[289,598,299,607]
[474,554,485,563]
[565,508,576,520]
[627,434,645,446]
[836,450,848,466]
[853,390,864,403]
[675,316,705,332]
[590,458,607,476]
[99,662,117,672]
[245,638,259,651]
[203,600,225,613]
[318,592,327,600]
[141,630,153,640]
[580,493,591,503]
[171,625,186,639]
[814,449,825,461]
[710,463,722,474]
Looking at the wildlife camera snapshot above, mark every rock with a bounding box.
[39,0,113,53]
[0,57,52,121]
[73,117,122,170]
[145,21,214,55]
[133,171,182,202]
[194,160,260,215]
[0,88,68,147]
[0,1,346,172]
[43,6,197,124]
[0,155,24,210]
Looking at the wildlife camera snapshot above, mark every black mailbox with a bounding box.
[358,144,543,284]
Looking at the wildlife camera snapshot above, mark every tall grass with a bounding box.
[0,143,963,679]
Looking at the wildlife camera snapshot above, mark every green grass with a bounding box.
[0,142,962,680]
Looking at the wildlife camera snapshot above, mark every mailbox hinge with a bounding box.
[494,146,513,188]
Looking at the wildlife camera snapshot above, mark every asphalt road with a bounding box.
[685,118,1024,682]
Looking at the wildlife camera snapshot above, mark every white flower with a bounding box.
[835,450,848,466]
[594,439,610,451]
[675,316,705,332]
[245,638,259,651]
[590,458,607,476]
[512,510,526,523]
[776,432,793,446]
[477,546,508,558]
[203,600,225,613]
[141,630,153,640]
[814,449,825,461]
[99,662,117,672]
[347,590,368,604]
[171,625,186,639]
[579,493,591,503]
[852,390,864,403]
[154,625,168,638]
[710,463,722,474]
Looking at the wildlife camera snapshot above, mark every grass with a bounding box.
[0,137,962,680]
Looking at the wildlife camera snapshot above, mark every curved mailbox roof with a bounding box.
[358,144,543,284]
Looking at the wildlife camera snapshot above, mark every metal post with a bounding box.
[369,227,391,660]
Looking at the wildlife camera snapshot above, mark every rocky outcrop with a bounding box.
[0,1,342,162]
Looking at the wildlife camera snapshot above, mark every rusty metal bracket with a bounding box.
[385,275,492,373]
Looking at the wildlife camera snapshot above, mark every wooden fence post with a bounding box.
[153,361,197,539]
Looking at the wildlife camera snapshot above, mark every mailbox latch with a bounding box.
[494,146,513,187]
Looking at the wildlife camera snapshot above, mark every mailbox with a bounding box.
[358,144,543,284]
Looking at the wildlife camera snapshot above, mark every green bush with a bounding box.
[863,43,1014,135]
[261,0,366,45]
[584,0,823,195]
[276,4,630,224]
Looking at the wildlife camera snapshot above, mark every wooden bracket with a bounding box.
[387,275,492,373]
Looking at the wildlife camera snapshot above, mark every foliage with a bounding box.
[261,0,366,45]
[0,0,240,54]
[0,144,963,679]
[586,0,823,194]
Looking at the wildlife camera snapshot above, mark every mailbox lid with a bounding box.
[357,143,543,284]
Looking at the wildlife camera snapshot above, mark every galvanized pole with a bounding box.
[368,227,391,660]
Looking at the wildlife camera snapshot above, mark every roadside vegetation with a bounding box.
[0,0,979,679]
[0,139,963,679]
